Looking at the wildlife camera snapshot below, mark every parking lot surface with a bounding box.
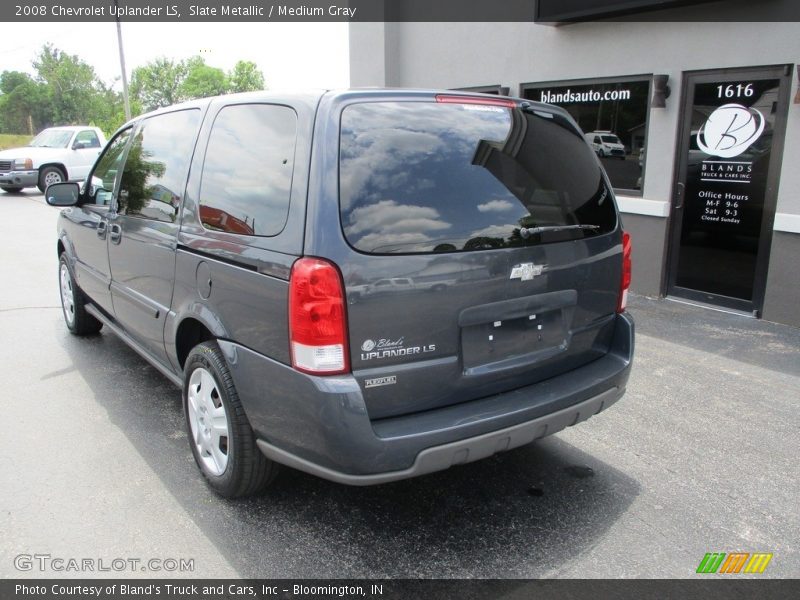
[1,191,798,578]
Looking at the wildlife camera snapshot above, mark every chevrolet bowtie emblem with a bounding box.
[510,263,545,281]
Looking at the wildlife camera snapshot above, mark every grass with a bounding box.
[0,134,33,151]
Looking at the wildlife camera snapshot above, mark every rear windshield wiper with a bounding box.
[519,224,600,239]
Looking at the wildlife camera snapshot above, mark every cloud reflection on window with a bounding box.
[199,104,297,237]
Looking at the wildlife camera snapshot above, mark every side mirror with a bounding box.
[45,182,80,206]
[73,141,89,150]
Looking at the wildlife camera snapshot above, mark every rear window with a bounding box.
[339,101,616,254]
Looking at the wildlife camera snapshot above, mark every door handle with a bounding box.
[675,182,686,210]
[109,223,122,244]
[97,220,108,240]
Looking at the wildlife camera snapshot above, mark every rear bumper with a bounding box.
[256,386,622,485]
[220,311,634,485]
[0,170,38,187]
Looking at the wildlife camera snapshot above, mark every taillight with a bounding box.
[617,231,632,313]
[289,258,350,375]
[435,94,517,108]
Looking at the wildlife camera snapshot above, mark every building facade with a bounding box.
[349,4,800,326]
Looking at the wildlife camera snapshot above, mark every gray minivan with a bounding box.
[46,89,634,497]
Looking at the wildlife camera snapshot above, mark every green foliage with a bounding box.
[0,46,266,136]
[0,72,51,134]
[0,71,33,95]
[130,57,189,111]
[180,62,228,100]
[131,56,267,111]
[119,130,166,216]
[0,44,127,136]
[228,61,265,93]
[33,44,103,126]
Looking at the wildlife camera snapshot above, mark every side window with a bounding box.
[117,109,201,223]
[74,130,101,149]
[199,104,297,237]
[594,136,601,144]
[85,128,131,206]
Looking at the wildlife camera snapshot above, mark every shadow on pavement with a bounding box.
[57,320,639,578]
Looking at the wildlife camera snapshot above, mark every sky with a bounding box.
[0,22,350,91]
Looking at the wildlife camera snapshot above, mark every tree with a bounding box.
[0,71,51,133]
[130,57,189,111]
[33,44,102,126]
[180,60,228,100]
[131,56,257,110]
[0,71,33,95]
[228,61,265,93]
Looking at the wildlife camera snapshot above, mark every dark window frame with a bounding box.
[338,99,617,256]
[81,126,134,208]
[115,108,201,224]
[520,74,652,197]
[197,102,299,239]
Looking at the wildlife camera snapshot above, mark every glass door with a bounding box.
[666,66,791,314]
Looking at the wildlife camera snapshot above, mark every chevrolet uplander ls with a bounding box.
[45,89,634,497]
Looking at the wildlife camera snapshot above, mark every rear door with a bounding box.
[334,95,623,419]
[107,108,203,363]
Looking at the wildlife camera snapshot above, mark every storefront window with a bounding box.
[521,77,651,192]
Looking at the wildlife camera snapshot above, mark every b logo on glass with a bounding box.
[696,103,765,159]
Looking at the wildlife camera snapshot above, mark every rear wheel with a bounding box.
[1,186,23,194]
[59,254,103,335]
[38,166,65,193]
[183,341,278,497]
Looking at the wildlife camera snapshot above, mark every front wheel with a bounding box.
[598,149,606,158]
[59,254,102,335]
[183,341,278,497]
[38,166,65,193]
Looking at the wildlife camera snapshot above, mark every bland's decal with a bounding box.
[696,103,765,159]
[359,337,436,361]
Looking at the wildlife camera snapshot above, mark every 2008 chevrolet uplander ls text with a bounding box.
[46,89,634,498]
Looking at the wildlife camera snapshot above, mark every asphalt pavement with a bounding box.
[1,190,798,578]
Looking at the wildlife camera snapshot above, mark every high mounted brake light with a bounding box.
[289,257,350,375]
[435,94,517,108]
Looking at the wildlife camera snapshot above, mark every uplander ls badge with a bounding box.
[510,263,545,281]
[360,337,436,361]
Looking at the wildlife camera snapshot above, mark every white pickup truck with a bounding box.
[0,126,106,193]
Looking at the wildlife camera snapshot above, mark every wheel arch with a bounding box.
[39,162,69,180]
[175,317,215,370]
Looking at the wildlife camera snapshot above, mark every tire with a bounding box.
[38,166,65,193]
[58,253,103,336]
[183,341,278,497]
[1,186,23,194]
[598,149,606,158]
